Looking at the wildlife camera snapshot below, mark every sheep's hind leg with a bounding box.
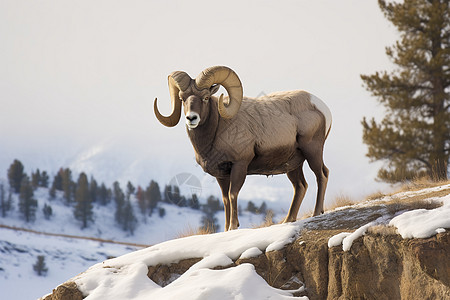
[217,177,231,231]
[303,143,329,216]
[283,162,308,223]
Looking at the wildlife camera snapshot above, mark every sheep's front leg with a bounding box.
[216,177,231,231]
[228,162,248,230]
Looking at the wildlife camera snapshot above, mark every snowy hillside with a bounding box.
[0,181,270,300]
[40,183,450,300]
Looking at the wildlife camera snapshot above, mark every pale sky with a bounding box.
[0,1,399,213]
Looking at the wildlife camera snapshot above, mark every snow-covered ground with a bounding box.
[0,183,269,299]
[0,227,139,300]
[41,184,450,300]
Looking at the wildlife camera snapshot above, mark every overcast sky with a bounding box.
[0,1,399,213]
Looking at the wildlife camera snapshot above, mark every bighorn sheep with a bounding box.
[154,66,331,231]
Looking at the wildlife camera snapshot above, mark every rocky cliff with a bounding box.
[42,184,450,300]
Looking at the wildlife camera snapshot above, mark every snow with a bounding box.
[328,184,450,251]
[342,222,375,251]
[327,232,351,248]
[239,247,263,259]
[0,227,139,300]
[74,222,304,300]
[389,193,450,239]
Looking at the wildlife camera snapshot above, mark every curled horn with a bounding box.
[195,66,243,119]
[154,71,192,127]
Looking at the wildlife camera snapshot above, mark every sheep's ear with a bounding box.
[210,84,220,95]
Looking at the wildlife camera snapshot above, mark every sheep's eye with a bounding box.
[203,96,209,102]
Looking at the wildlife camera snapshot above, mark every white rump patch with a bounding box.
[309,94,332,136]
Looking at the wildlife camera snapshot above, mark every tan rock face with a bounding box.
[42,282,83,300]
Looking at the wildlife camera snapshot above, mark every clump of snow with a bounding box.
[342,222,374,251]
[327,232,351,248]
[389,194,450,239]
[74,222,303,299]
[239,247,263,259]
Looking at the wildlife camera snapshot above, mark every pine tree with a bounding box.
[0,183,12,217]
[74,173,93,229]
[33,255,48,276]
[189,193,200,210]
[258,202,267,215]
[200,196,221,233]
[19,176,38,222]
[89,177,98,203]
[40,171,49,188]
[136,186,147,217]
[146,181,161,216]
[61,168,74,205]
[361,0,450,182]
[126,181,135,200]
[7,159,25,193]
[246,201,258,214]
[121,199,137,235]
[51,169,63,191]
[113,181,125,225]
[43,203,53,220]
[31,169,41,189]
[0,183,5,217]
[97,183,110,206]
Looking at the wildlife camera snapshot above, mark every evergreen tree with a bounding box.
[0,183,5,217]
[43,203,53,220]
[7,159,25,193]
[49,186,56,199]
[126,181,135,201]
[163,185,171,203]
[61,168,74,205]
[97,183,110,206]
[121,199,137,235]
[74,173,93,229]
[361,0,450,182]
[40,171,49,188]
[0,183,12,217]
[33,255,48,276]
[136,186,147,217]
[89,177,98,203]
[203,195,222,214]
[158,207,166,218]
[188,193,200,210]
[146,180,161,216]
[200,195,222,232]
[246,201,258,214]
[31,169,41,189]
[113,181,125,225]
[258,202,267,215]
[51,169,63,191]
[19,176,38,222]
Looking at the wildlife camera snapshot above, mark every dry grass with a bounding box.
[175,223,217,239]
[326,193,355,211]
[253,210,276,228]
[395,177,450,193]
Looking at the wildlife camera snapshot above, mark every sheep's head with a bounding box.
[154,66,243,129]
